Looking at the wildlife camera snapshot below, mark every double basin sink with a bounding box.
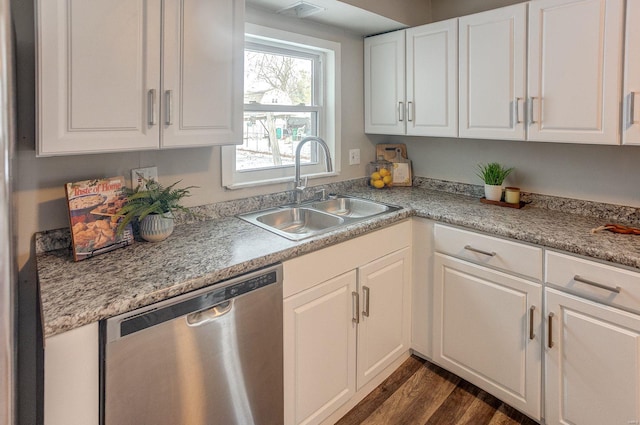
[238,195,402,241]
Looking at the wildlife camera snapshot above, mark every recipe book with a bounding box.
[65,176,134,261]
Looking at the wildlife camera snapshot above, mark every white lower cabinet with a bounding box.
[283,271,357,425]
[545,288,640,425]
[44,323,100,425]
[433,254,542,420]
[544,250,640,425]
[283,221,412,425]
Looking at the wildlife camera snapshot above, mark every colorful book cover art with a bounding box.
[65,176,134,261]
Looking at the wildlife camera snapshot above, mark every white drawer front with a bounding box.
[545,250,640,314]
[434,224,542,280]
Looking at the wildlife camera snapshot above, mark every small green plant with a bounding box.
[476,162,514,186]
[116,178,196,234]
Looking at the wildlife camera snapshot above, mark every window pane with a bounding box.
[239,111,317,171]
[244,49,313,106]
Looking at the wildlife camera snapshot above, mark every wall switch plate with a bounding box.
[349,149,360,165]
[131,167,158,189]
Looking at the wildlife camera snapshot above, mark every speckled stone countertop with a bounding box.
[36,178,640,338]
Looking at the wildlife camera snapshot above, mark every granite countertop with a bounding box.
[36,181,640,338]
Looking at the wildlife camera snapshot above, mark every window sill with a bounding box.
[224,171,339,190]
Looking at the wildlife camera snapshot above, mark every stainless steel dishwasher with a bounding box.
[101,264,283,425]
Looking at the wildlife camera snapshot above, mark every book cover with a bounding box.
[65,176,133,261]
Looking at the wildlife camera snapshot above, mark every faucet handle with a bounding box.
[314,188,327,201]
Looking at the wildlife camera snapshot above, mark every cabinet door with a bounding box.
[545,288,640,425]
[527,0,623,144]
[37,0,161,156]
[459,4,527,140]
[406,19,458,137]
[284,271,357,425]
[364,31,406,135]
[162,0,243,147]
[357,248,411,390]
[623,0,640,145]
[433,254,541,420]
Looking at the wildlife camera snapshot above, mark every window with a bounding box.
[222,24,341,189]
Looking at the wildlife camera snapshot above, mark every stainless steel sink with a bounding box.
[238,195,402,241]
[311,197,390,218]
[256,208,344,236]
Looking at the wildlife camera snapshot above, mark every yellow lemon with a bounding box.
[379,168,390,177]
[370,172,381,180]
[373,179,385,189]
[383,175,393,185]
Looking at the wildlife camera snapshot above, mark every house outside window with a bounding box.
[222,24,341,189]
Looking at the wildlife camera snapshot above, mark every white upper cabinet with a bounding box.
[161,0,243,148]
[364,31,406,135]
[527,0,624,145]
[365,19,457,137]
[406,19,458,137]
[37,0,161,155]
[459,4,527,140]
[37,0,243,156]
[623,0,640,145]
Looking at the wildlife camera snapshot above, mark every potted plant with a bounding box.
[116,178,196,242]
[476,162,513,201]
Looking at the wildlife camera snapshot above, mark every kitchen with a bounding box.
[4,0,640,424]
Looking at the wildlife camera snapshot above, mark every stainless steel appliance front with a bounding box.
[102,264,283,425]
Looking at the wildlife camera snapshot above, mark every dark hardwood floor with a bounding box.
[336,355,538,425]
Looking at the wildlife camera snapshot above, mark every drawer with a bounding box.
[545,250,640,314]
[434,224,543,280]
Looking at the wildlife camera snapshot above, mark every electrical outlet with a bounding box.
[349,149,360,165]
[131,167,158,189]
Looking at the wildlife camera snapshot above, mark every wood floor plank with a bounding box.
[426,379,505,425]
[357,362,460,425]
[336,356,540,425]
[487,404,538,425]
[335,356,426,425]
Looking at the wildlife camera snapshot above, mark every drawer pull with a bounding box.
[464,245,496,257]
[548,312,554,348]
[362,286,370,317]
[352,292,360,324]
[574,275,621,294]
[529,305,536,340]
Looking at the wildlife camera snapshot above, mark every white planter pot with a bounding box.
[139,214,174,242]
[484,184,503,202]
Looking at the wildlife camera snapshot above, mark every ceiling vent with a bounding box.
[276,1,326,18]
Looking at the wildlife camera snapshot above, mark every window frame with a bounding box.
[222,24,341,189]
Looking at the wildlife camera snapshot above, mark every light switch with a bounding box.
[349,149,360,165]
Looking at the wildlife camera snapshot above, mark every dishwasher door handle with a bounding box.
[186,300,233,326]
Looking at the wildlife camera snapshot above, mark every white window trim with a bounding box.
[222,23,341,190]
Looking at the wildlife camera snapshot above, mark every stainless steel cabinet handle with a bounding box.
[464,245,496,257]
[165,90,173,126]
[352,291,360,324]
[407,101,413,122]
[548,312,554,348]
[574,275,621,294]
[148,89,157,126]
[529,305,536,340]
[398,102,404,122]
[362,286,370,317]
[630,92,639,125]
[527,97,538,125]
[514,97,523,125]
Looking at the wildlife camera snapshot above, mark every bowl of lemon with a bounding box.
[367,157,394,189]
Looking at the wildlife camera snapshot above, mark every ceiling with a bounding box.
[246,0,407,36]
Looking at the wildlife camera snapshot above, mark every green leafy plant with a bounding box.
[476,162,514,186]
[116,178,196,234]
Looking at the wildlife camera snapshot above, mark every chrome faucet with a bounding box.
[294,136,333,204]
